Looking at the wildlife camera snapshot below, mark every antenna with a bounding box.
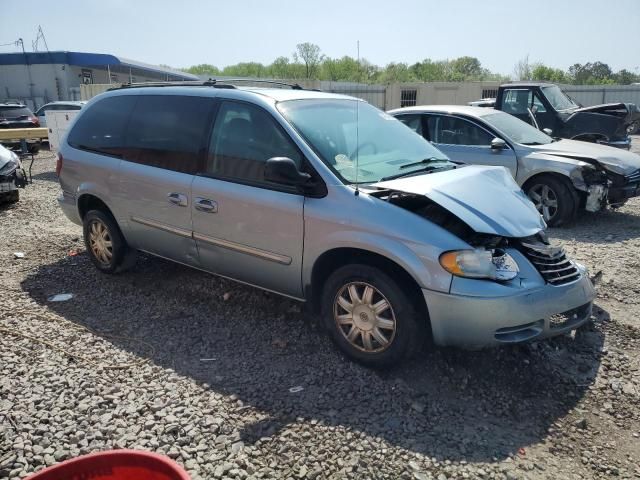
[354,40,360,196]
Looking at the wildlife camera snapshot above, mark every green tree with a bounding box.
[294,42,324,79]
[531,64,569,83]
[450,56,482,79]
[378,62,414,83]
[184,64,221,76]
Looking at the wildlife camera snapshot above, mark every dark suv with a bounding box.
[0,103,40,129]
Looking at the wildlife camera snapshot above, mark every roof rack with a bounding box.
[109,78,305,91]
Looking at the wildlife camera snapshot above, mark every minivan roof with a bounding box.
[104,85,359,103]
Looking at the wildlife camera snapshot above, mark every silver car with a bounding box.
[390,106,640,226]
[57,84,595,366]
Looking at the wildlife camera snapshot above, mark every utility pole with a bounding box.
[18,38,35,103]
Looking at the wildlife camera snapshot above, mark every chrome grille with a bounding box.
[520,242,581,286]
[626,168,640,183]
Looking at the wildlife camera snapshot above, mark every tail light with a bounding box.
[56,152,63,176]
[30,116,40,126]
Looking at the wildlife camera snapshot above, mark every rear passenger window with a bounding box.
[207,101,302,185]
[67,95,136,157]
[125,96,215,174]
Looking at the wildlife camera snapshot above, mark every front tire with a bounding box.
[3,190,19,204]
[526,175,576,227]
[321,264,424,368]
[83,209,129,273]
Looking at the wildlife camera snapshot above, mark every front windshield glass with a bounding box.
[482,111,553,145]
[542,85,578,111]
[277,99,452,184]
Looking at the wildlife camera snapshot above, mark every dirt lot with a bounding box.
[1,141,639,480]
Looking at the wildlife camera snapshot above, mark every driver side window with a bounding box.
[207,101,302,185]
[435,116,493,146]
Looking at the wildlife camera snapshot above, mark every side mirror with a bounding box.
[264,157,311,187]
[542,128,553,136]
[490,138,507,151]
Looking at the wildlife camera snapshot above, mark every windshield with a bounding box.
[482,111,553,145]
[277,99,452,184]
[541,85,578,111]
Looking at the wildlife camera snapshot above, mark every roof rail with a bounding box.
[108,80,235,91]
[212,78,305,90]
[109,78,306,91]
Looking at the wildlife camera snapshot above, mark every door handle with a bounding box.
[167,192,188,207]
[194,197,218,213]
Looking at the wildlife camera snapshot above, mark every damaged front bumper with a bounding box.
[425,284,593,348]
[423,260,595,348]
[574,167,640,211]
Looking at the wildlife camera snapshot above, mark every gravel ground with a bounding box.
[1,141,639,480]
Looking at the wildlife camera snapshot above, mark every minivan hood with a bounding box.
[529,139,640,174]
[371,165,545,238]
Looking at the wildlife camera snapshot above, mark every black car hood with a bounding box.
[569,102,640,126]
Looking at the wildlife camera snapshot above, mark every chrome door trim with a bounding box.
[193,232,292,265]
[130,216,192,238]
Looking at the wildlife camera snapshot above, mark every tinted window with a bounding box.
[434,116,493,146]
[0,106,33,118]
[207,101,301,185]
[396,114,423,136]
[125,96,215,174]
[67,95,136,156]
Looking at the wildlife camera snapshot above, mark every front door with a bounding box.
[191,100,305,298]
[118,95,215,264]
[426,114,518,177]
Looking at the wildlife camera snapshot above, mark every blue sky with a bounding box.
[2,0,639,75]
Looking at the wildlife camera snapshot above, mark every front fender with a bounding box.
[564,112,622,140]
[517,154,590,191]
[303,229,455,294]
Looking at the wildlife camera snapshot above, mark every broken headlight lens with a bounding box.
[439,249,519,281]
[0,159,18,176]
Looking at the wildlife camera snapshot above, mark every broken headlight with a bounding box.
[439,249,519,281]
[0,159,18,177]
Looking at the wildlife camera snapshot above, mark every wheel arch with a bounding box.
[308,247,429,322]
[77,192,115,220]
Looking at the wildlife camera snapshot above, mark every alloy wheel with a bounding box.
[333,282,397,353]
[88,219,113,265]
[528,184,558,222]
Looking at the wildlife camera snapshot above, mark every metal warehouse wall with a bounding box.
[559,85,640,107]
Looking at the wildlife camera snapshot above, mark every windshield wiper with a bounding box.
[399,157,449,169]
[379,164,454,182]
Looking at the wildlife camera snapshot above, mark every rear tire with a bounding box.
[321,264,424,368]
[83,209,131,274]
[525,175,576,227]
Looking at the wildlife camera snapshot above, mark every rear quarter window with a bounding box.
[67,95,137,157]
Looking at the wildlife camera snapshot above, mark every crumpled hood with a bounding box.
[574,102,640,119]
[529,139,640,175]
[372,165,545,238]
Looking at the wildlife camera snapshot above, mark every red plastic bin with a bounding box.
[23,450,191,480]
